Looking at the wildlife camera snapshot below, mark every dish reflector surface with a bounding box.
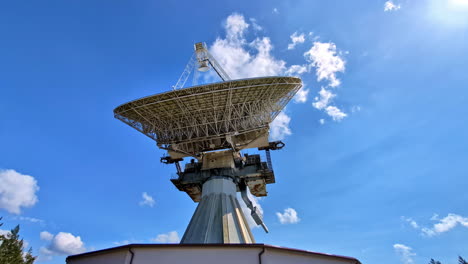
[114,76,302,156]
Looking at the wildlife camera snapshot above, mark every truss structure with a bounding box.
[114,42,304,242]
[173,42,231,90]
[114,76,302,157]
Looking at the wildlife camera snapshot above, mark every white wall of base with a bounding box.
[67,244,360,264]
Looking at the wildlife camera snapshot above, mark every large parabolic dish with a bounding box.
[114,76,302,158]
[112,42,305,243]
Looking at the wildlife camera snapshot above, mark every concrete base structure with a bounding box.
[67,244,361,264]
[181,177,254,243]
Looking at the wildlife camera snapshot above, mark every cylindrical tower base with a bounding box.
[181,177,255,244]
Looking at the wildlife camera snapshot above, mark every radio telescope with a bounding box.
[114,42,302,243]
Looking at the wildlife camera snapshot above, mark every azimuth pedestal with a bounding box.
[170,149,272,243]
[181,177,254,243]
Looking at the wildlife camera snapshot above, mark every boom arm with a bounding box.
[173,54,196,90]
[207,52,231,81]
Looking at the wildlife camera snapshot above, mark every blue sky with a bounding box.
[1,0,468,263]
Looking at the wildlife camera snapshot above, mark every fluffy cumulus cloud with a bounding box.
[304,41,345,88]
[313,87,336,110]
[151,231,180,243]
[288,32,306,50]
[312,89,347,121]
[40,231,54,241]
[210,14,286,79]
[270,112,292,140]
[422,213,468,236]
[325,106,347,121]
[210,13,352,127]
[276,208,300,224]
[0,169,39,214]
[294,87,309,103]
[285,64,308,76]
[401,213,468,237]
[210,13,305,139]
[394,244,416,264]
[139,192,155,207]
[40,231,86,256]
[305,42,347,121]
[384,1,401,12]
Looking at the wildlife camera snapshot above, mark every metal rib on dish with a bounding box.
[114,76,302,157]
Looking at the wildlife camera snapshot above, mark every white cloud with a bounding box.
[394,244,416,264]
[212,14,352,131]
[40,231,54,241]
[385,1,401,12]
[312,87,336,110]
[312,88,347,121]
[325,106,347,121]
[213,13,336,137]
[151,231,179,243]
[249,18,262,31]
[211,13,353,133]
[401,217,420,229]
[294,87,309,103]
[319,119,325,125]
[0,229,10,236]
[276,208,300,224]
[422,213,468,237]
[288,68,309,103]
[249,37,287,76]
[139,192,155,207]
[226,13,249,42]
[401,213,468,237]
[40,232,86,256]
[270,111,292,140]
[421,228,436,236]
[272,8,279,14]
[210,14,286,79]
[285,64,308,76]
[15,216,43,223]
[0,169,39,214]
[304,41,345,88]
[303,40,348,122]
[288,32,306,50]
[410,220,419,229]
